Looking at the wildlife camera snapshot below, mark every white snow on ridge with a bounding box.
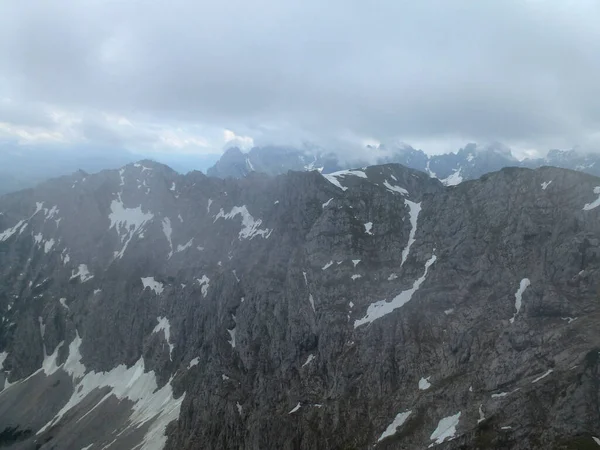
[441,169,463,186]
[153,317,174,359]
[383,180,409,196]
[70,264,93,282]
[378,410,412,442]
[0,220,27,242]
[532,369,553,383]
[401,201,421,267]
[354,254,436,328]
[583,186,600,210]
[430,411,461,445]
[196,275,210,297]
[419,376,431,390]
[322,169,367,191]
[541,181,552,190]
[214,206,272,240]
[162,218,173,258]
[509,278,531,323]
[141,277,164,295]
[109,198,154,259]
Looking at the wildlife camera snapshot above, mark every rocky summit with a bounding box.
[1,160,600,449]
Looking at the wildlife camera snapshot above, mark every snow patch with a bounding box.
[59,298,69,310]
[176,239,193,252]
[38,354,184,450]
[509,278,531,323]
[322,170,368,191]
[162,218,173,258]
[491,392,509,398]
[378,410,412,442]
[401,201,421,267]
[322,198,334,208]
[419,376,431,390]
[196,275,210,297]
[308,294,315,311]
[0,220,28,241]
[444,308,454,315]
[302,354,315,367]
[214,206,272,239]
[532,369,553,383]
[364,222,373,235]
[441,169,463,186]
[141,277,164,295]
[355,254,436,328]
[70,264,93,283]
[153,317,174,359]
[383,180,409,196]
[351,274,362,280]
[44,238,55,253]
[322,261,333,270]
[352,259,361,267]
[429,411,461,445]
[583,186,600,210]
[387,273,398,281]
[188,357,199,369]
[541,181,552,190]
[478,404,485,423]
[288,403,301,414]
[593,436,600,446]
[109,198,154,259]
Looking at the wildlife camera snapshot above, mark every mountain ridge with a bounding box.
[1,160,600,449]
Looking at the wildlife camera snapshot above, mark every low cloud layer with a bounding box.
[2,0,600,159]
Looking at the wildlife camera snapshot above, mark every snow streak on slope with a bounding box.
[401,201,421,267]
[355,254,436,328]
[153,317,174,359]
[214,206,272,239]
[509,278,531,323]
[0,220,27,242]
[383,180,409,195]
[109,198,154,259]
[378,410,412,442]
[162,217,173,258]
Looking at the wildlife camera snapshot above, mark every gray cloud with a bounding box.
[2,0,600,156]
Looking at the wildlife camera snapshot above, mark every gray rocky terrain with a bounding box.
[1,160,600,449]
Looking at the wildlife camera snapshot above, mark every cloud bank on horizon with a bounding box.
[2,0,600,161]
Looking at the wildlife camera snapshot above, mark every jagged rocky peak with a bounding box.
[2,160,600,449]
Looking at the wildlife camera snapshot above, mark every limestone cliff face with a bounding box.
[1,161,600,450]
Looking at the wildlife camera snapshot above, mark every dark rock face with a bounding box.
[1,160,600,449]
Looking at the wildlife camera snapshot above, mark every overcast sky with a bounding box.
[2,0,600,162]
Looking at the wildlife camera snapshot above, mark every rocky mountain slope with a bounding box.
[207,143,600,187]
[1,160,600,449]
